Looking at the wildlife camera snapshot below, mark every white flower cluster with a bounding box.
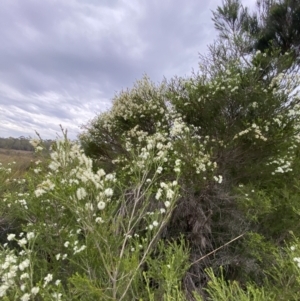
[29,139,43,152]
[293,257,300,268]
[0,232,54,299]
[33,139,117,227]
[213,175,223,184]
[99,76,168,133]
[233,124,267,141]
[170,118,189,137]
[205,65,242,96]
[155,181,178,209]
[267,156,293,174]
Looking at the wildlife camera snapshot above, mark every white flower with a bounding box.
[105,174,115,181]
[156,166,163,174]
[293,257,300,263]
[30,139,39,148]
[56,253,61,260]
[21,293,30,301]
[97,201,106,210]
[49,161,61,171]
[164,201,171,208]
[35,188,46,197]
[157,142,163,149]
[7,234,15,241]
[64,241,70,247]
[95,217,104,224]
[0,284,9,297]
[76,187,87,201]
[18,238,27,247]
[175,159,181,166]
[160,208,166,214]
[291,246,296,251]
[19,259,30,271]
[174,167,181,173]
[55,280,61,286]
[20,273,29,280]
[152,221,159,227]
[166,189,174,199]
[104,188,113,197]
[26,232,35,240]
[31,287,39,295]
[155,188,162,200]
[43,273,53,287]
[52,292,62,300]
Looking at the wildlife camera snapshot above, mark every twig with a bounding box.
[191,233,245,266]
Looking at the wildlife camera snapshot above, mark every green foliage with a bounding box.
[80,39,300,297]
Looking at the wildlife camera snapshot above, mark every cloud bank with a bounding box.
[0,0,256,139]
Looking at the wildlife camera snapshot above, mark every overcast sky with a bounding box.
[0,0,256,140]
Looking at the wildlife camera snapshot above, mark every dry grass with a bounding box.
[0,148,35,178]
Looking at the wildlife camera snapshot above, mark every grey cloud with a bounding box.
[0,0,254,139]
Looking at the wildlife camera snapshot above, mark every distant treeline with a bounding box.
[0,137,53,151]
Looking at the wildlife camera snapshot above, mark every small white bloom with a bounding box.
[21,293,30,301]
[155,188,162,200]
[166,189,174,199]
[52,292,62,300]
[19,259,30,271]
[7,234,16,241]
[164,201,171,208]
[152,221,159,227]
[26,232,35,240]
[43,273,53,287]
[157,166,163,174]
[20,273,29,280]
[105,174,115,181]
[291,246,296,251]
[160,208,166,214]
[95,217,104,223]
[104,188,113,197]
[31,287,39,295]
[97,201,106,210]
[174,167,181,173]
[35,188,46,197]
[76,187,87,201]
[18,238,27,247]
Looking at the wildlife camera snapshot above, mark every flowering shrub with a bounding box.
[0,129,194,300]
[79,46,300,298]
[2,4,300,299]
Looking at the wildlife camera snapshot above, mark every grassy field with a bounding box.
[0,148,35,178]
